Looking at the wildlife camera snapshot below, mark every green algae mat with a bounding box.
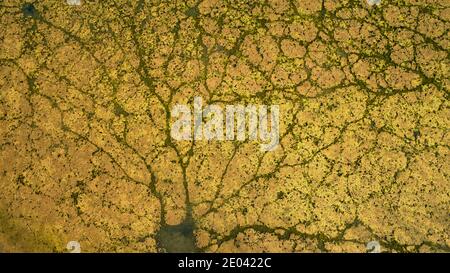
[0,0,449,253]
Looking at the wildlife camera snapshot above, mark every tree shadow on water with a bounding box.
[157,215,199,253]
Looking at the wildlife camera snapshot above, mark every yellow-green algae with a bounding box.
[0,0,449,252]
